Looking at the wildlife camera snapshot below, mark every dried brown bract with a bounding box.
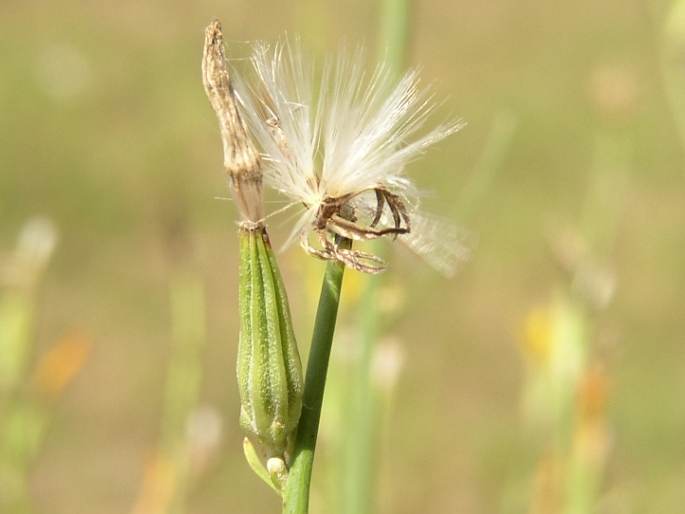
[202,20,264,227]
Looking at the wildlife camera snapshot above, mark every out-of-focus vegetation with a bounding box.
[1,1,684,513]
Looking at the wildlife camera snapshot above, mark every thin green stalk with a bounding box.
[457,112,517,220]
[334,2,414,513]
[163,270,207,514]
[339,278,382,514]
[283,255,348,514]
[378,0,413,72]
[317,2,416,513]
[662,0,685,161]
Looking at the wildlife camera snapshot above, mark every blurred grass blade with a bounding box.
[662,0,685,157]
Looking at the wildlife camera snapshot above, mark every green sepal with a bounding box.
[242,437,281,496]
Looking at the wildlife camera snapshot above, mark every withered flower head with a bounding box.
[202,20,264,228]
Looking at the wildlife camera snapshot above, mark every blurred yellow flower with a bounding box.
[521,306,554,367]
[32,332,92,398]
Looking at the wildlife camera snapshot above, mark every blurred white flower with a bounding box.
[35,43,91,100]
[1,217,58,287]
[233,39,467,274]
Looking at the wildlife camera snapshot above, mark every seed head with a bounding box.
[231,38,467,274]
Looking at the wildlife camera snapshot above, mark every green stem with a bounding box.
[340,276,382,514]
[378,0,413,73]
[283,257,347,514]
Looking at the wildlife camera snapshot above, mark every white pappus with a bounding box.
[231,37,468,276]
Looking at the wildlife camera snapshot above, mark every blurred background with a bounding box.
[1,0,684,513]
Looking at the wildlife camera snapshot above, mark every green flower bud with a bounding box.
[237,227,303,459]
